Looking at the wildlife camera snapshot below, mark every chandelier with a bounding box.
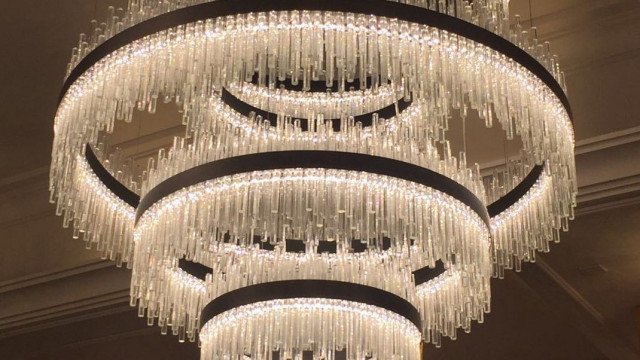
[51,0,576,358]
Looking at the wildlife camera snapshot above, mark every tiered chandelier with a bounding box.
[52,0,576,358]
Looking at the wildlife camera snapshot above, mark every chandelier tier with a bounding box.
[135,151,489,259]
[198,280,422,360]
[52,0,576,358]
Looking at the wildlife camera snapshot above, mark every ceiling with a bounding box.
[0,0,639,359]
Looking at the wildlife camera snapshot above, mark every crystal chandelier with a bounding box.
[51,0,576,358]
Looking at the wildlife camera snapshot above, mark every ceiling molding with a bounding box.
[514,1,640,76]
[514,260,640,360]
[0,210,52,230]
[577,193,640,217]
[50,326,158,352]
[0,289,130,338]
[481,125,640,170]
[478,134,640,216]
[0,260,112,294]
[521,0,640,43]
[0,264,131,337]
[577,174,640,204]
[521,0,624,26]
[534,257,606,324]
[575,125,640,155]
[0,166,48,189]
[564,46,640,75]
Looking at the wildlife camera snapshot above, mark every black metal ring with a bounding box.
[84,144,140,207]
[179,256,445,285]
[413,261,447,286]
[222,236,393,253]
[177,258,212,281]
[135,151,490,227]
[220,87,412,131]
[248,74,379,93]
[200,280,422,329]
[59,0,571,120]
[84,143,545,225]
[487,163,545,218]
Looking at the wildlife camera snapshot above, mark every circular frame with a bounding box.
[200,280,423,329]
[487,163,545,217]
[177,257,447,286]
[83,144,546,236]
[84,144,139,207]
[220,87,413,130]
[59,0,571,120]
[136,150,491,226]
